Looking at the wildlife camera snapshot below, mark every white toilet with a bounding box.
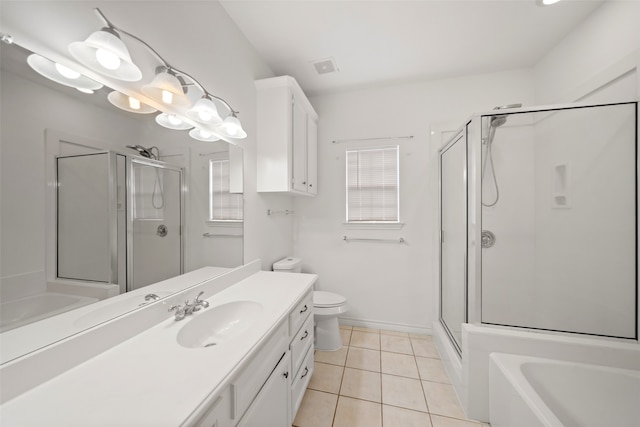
[273,257,348,351]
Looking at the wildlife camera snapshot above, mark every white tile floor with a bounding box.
[293,326,490,427]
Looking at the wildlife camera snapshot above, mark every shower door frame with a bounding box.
[55,151,119,284]
[439,126,469,356]
[126,157,185,291]
[470,101,639,340]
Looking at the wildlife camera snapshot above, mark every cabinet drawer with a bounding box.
[290,314,313,376]
[291,345,314,419]
[289,291,312,336]
[231,320,289,420]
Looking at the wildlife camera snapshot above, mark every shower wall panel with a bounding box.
[532,104,636,338]
[480,102,637,339]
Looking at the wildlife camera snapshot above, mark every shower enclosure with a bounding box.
[439,101,638,354]
[56,152,183,294]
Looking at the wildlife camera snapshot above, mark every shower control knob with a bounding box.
[481,230,496,249]
[157,224,168,237]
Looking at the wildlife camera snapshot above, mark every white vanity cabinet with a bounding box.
[195,290,314,427]
[255,76,319,196]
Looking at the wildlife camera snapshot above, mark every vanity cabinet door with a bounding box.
[193,386,232,427]
[237,351,291,427]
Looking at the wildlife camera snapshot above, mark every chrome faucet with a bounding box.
[168,291,209,321]
[139,293,162,306]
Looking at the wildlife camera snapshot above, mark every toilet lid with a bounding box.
[314,291,346,308]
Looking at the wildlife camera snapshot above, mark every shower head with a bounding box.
[126,144,157,159]
[490,103,522,128]
[490,116,507,127]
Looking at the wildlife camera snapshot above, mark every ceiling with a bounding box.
[220,0,604,96]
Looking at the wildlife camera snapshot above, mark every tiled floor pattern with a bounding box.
[293,326,490,427]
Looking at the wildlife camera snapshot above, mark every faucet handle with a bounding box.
[194,291,210,308]
[145,293,160,301]
[168,304,181,312]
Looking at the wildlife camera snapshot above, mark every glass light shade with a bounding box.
[223,115,247,139]
[27,54,103,92]
[155,113,193,130]
[189,128,221,142]
[69,29,142,81]
[107,91,156,114]
[187,98,222,124]
[142,72,191,106]
[54,63,81,79]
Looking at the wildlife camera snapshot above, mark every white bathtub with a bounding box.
[0,292,98,333]
[489,353,640,427]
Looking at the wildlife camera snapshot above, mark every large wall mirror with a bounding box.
[0,23,244,363]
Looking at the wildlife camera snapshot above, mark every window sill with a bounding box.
[343,222,405,230]
[205,221,243,237]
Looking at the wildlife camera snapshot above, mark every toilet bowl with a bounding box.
[273,257,348,351]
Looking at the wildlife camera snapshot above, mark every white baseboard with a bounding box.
[338,316,431,336]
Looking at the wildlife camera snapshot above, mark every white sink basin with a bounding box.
[177,301,263,349]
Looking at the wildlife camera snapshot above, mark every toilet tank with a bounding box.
[273,257,302,273]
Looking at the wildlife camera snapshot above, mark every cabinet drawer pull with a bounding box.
[300,330,309,341]
[300,367,309,379]
[299,305,308,314]
[283,371,289,379]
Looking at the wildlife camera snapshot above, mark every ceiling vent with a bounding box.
[312,57,339,75]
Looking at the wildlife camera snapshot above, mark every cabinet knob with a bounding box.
[302,181,307,185]
[283,371,289,379]
[309,184,313,187]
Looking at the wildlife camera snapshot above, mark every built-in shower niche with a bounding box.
[552,162,570,208]
[56,151,184,296]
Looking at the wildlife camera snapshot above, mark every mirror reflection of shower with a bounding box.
[126,145,164,209]
[481,104,522,207]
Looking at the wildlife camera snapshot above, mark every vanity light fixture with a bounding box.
[187,96,223,125]
[142,67,191,106]
[222,112,247,139]
[26,54,103,93]
[107,90,157,114]
[155,113,193,130]
[189,128,221,142]
[68,8,247,140]
[68,19,142,81]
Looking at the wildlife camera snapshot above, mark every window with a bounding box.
[346,146,399,223]
[209,159,243,221]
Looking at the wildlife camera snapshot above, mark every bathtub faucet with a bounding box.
[168,291,209,321]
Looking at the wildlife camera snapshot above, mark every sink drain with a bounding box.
[204,342,217,348]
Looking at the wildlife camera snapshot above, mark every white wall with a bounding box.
[534,0,640,104]
[296,69,534,333]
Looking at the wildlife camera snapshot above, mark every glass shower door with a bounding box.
[128,159,183,291]
[439,129,467,354]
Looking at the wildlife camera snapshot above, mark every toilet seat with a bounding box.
[314,291,346,308]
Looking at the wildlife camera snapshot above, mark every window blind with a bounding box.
[209,159,243,221]
[346,146,399,222]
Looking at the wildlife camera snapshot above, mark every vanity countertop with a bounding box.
[0,269,317,426]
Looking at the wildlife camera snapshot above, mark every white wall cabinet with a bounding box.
[255,76,319,196]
